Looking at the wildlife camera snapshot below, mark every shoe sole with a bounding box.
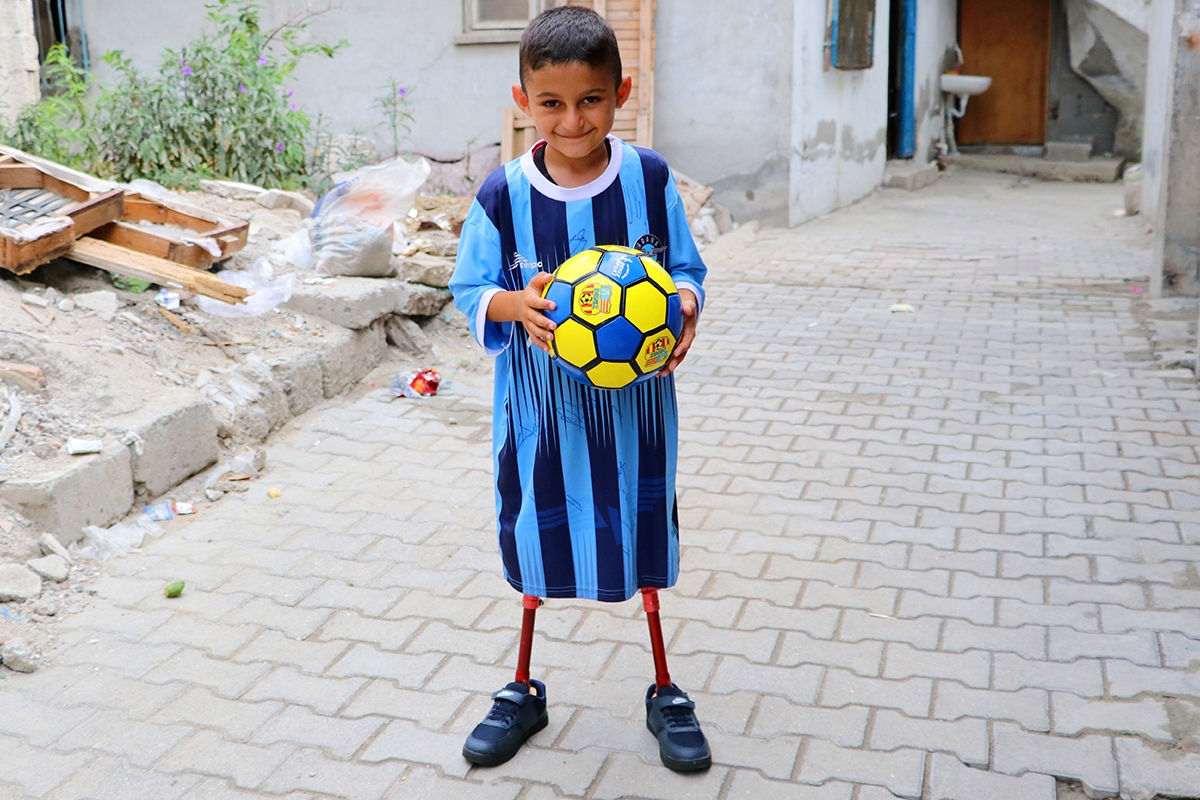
[646,719,712,772]
[462,711,548,767]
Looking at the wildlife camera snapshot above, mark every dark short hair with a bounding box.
[519,6,623,89]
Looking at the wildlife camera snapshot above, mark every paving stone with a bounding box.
[324,643,443,686]
[1106,659,1200,699]
[1051,693,1171,740]
[231,629,349,674]
[991,722,1118,798]
[143,649,271,699]
[882,643,990,688]
[45,755,203,800]
[1115,736,1200,800]
[897,592,994,625]
[155,731,297,790]
[53,635,180,679]
[736,600,840,638]
[820,671,932,717]
[50,709,193,767]
[0,735,93,798]
[941,619,1046,659]
[935,683,1049,731]
[241,667,368,715]
[1047,627,1159,666]
[260,747,405,800]
[869,709,989,766]
[250,705,384,759]
[750,695,870,746]
[591,751,728,800]
[153,687,283,742]
[778,632,886,676]
[797,738,925,799]
[928,753,1056,800]
[992,653,1104,696]
[50,666,186,721]
[725,771,854,800]
[840,609,942,648]
[0,691,97,747]
[801,583,898,615]
[220,597,333,639]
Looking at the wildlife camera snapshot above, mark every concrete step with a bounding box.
[950,153,1123,182]
[883,160,940,191]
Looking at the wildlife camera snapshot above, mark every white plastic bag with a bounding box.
[268,227,314,272]
[311,157,430,277]
[70,516,162,561]
[196,259,296,318]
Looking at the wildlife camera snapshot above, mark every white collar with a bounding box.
[519,135,624,202]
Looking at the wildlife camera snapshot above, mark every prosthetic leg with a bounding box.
[514,593,540,687]
[641,588,672,689]
[462,594,548,767]
[641,587,711,772]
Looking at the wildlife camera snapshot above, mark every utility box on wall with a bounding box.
[827,0,876,70]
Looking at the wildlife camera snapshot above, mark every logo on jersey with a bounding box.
[579,282,613,315]
[510,252,543,273]
[635,233,664,261]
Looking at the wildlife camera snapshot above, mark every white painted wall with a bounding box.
[913,0,959,162]
[1141,0,1174,227]
[0,0,41,126]
[789,0,892,225]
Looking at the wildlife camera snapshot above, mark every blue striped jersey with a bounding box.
[449,136,707,602]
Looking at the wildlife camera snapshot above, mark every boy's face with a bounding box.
[513,62,633,162]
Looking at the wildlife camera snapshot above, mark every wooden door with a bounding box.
[957,0,1051,145]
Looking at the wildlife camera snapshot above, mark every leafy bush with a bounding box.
[3,1,346,190]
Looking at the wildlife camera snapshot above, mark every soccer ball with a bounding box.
[541,245,684,390]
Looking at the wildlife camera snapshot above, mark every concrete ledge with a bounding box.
[319,321,388,398]
[951,154,1123,182]
[285,278,452,328]
[884,160,940,191]
[107,397,219,501]
[0,444,133,544]
[395,283,452,316]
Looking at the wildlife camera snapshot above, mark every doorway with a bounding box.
[887,0,916,158]
[957,0,1051,146]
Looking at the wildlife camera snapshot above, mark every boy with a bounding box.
[449,6,710,772]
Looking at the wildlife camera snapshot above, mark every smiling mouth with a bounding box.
[557,131,592,140]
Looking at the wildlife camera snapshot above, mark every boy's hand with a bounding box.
[660,288,697,377]
[521,272,557,354]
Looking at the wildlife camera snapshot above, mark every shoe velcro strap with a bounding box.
[655,697,696,711]
[491,689,529,705]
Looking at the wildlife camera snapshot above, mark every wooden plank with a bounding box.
[68,237,251,305]
[62,189,125,237]
[39,174,90,203]
[2,224,76,276]
[0,165,44,190]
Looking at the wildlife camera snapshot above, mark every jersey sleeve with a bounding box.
[663,171,708,315]
[449,200,512,357]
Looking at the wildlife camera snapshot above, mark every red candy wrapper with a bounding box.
[390,369,441,398]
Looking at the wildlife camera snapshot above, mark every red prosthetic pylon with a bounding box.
[514,594,540,686]
[642,588,672,689]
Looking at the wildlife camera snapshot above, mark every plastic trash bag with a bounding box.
[268,227,314,272]
[196,259,296,318]
[70,516,162,561]
[311,157,430,277]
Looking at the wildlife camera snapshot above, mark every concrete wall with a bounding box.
[789,0,891,225]
[78,0,522,161]
[0,0,41,126]
[912,0,959,162]
[654,0,794,226]
[1141,0,1175,226]
[1048,0,1120,154]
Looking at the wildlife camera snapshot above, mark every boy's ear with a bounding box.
[615,76,633,109]
[512,84,533,117]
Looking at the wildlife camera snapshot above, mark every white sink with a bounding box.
[940,74,992,96]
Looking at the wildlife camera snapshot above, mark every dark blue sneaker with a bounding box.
[462,680,548,766]
[645,683,712,771]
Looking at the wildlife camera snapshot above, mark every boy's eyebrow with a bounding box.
[535,87,609,98]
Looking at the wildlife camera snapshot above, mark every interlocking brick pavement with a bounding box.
[3,171,1199,799]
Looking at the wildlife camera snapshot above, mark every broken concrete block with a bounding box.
[394,283,452,317]
[0,444,133,544]
[884,159,940,191]
[0,563,41,602]
[0,638,38,672]
[25,554,67,582]
[74,290,119,318]
[1045,141,1093,162]
[319,321,387,398]
[269,350,325,417]
[256,189,316,216]
[384,315,432,355]
[285,278,401,330]
[107,396,218,501]
[395,253,455,288]
[199,179,266,200]
[38,533,71,563]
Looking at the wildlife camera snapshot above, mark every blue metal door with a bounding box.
[897,0,917,158]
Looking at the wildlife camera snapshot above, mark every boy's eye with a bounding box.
[541,100,560,108]
[582,96,601,105]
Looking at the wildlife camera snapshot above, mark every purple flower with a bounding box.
[288,103,297,111]
[238,83,247,92]
[258,54,267,65]
[397,87,407,97]
[181,65,193,76]
[275,142,285,153]
[286,90,293,97]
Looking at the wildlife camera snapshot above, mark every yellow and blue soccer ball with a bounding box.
[541,245,684,390]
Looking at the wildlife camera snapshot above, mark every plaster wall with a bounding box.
[789,0,891,226]
[77,0,521,161]
[654,0,794,226]
[912,0,958,162]
[1142,0,1175,226]
[0,0,41,126]
[1090,0,1151,30]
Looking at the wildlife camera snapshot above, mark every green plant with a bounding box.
[2,1,347,189]
[374,78,414,159]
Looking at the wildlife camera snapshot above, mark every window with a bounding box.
[826,0,876,71]
[457,0,551,45]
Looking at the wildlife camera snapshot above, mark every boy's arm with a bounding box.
[658,171,708,375]
[449,202,512,356]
